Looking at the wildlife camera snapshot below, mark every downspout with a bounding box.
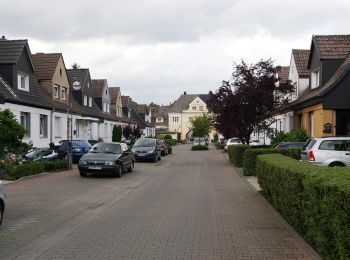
[50,108,55,143]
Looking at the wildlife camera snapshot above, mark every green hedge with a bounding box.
[43,159,68,172]
[227,145,250,167]
[243,148,301,176]
[191,145,209,151]
[164,139,177,146]
[256,154,350,259]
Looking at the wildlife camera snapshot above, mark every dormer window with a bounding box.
[107,103,110,113]
[18,72,29,91]
[192,106,197,111]
[54,85,59,98]
[87,82,90,88]
[89,97,92,107]
[60,87,67,100]
[84,95,88,106]
[311,68,320,89]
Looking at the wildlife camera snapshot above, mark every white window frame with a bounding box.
[173,117,179,123]
[84,95,88,106]
[311,68,320,89]
[60,87,67,100]
[54,85,59,98]
[89,97,93,107]
[20,112,31,137]
[39,114,48,138]
[107,103,110,113]
[17,72,29,91]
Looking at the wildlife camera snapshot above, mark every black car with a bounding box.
[78,142,134,178]
[274,142,306,149]
[132,138,161,162]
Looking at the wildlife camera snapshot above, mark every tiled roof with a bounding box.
[137,104,148,114]
[32,53,61,80]
[276,66,289,83]
[91,79,106,97]
[121,96,130,107]
[291,52,350,107]
[169,94,209,113]
[66,69,89,87]
[292,49,309,78]
[0,39,35,69]
[314,35,350,60]
[109,87,120,103]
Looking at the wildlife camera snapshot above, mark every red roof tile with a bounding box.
[32,53,61,80]
[91,79,106,97]
[314,35,350,60]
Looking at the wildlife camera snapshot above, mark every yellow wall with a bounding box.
[295,103,335,137]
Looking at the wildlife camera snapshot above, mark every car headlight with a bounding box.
[147,150,155,154]
[79,160,87,165]
[105,161,114,166]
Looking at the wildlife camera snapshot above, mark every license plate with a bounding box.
[88,166,102,170]
[137,153,145,156]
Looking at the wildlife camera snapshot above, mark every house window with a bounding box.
[189,117,193,122]
[192,106,197,110]
[173,117,179,123]
[39,114,48,138]
[107,103,110,113]
[89,97,92,107]
[199,106,203,111]
[17,72,29,91]
[156,118,164,123]
[60,87,66,100]
[311,68,320,89]
[84,95,88,106]
[54,117,62,138]
[20,112,30,137]
[54,85,59,98]
[87,82,90,88]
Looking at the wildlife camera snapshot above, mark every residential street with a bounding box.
[0,145,319,260]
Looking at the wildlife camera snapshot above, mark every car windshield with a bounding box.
[303,139,316,150]
[134,139,156,147]
[89,143,121,154]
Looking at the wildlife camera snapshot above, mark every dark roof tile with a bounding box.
[292,49,310,78]
[32,53,61,80]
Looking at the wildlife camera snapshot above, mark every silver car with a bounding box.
[0,180,5,226]
[301,137,350,167]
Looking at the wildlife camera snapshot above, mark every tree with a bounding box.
[191,114,213,137]
[149,102,159,108]
[133,126,142,139]
[0,109,28,158]
[123,124,132,140]
[112,125,123,142]
[71,63,81,69]
[208,59,294,144]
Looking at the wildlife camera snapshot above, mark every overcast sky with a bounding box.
[1,0,350,105]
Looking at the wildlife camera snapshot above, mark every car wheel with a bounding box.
[0,202,4,226]
[329,162,345,167]
[79,171,87,177]
[128,161,134,172]
[114,165,122,178]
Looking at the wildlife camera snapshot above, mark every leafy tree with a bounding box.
[149,102,160,108]
[112,125,123,142]
[71,63,81,69]
[191,114,213,137]
[208,59,294,144]
[133,126,142,139]
[123,124,132,140]
[0,109,28,158]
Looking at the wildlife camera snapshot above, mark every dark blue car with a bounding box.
[58,140,91,163]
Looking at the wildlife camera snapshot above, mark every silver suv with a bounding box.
[301,137,350,167]
[0,180,5,226]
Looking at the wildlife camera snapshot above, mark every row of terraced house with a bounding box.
[252,34,350,144]
[0,37,155,148]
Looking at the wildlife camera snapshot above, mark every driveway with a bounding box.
[0,145,319,259]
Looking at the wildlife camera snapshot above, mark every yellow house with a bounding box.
[168,92,209,140]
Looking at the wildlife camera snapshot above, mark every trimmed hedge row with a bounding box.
[227,144,272,167]
[243,148,301,176]
[2,159,68,180]
[256,154,350,259]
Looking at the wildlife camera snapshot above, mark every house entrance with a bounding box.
[336,110,350,136]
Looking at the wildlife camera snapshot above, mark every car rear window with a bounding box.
[303,139,316,150]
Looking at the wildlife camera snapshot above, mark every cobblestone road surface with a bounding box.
[0,145,319,259]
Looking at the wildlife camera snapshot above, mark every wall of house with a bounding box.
[295,103,335,138]
[322,59,343,87]
[0,64,15,87]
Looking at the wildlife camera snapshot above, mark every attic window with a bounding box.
[17,72,29,91]
[59,68,62,76]
[311,68,320,89]
[54,85,59,98]
[84,95,88,106]
[60,87,67,100]
[192,106,197,111]
[89,97,92,107]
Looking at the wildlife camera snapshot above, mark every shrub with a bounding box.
[43,159,68,172]
[227,145,250,167]
[256,154,350,259]
[270,129,309,147]
[165,139,177,146]
[243,147,301,176]
[163,134,172,140]
[191,145,209,151]
[6,161,45,180]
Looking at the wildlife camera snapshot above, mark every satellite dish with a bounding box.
[72,80,81,91]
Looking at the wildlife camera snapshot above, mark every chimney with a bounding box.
[184,91,187,95]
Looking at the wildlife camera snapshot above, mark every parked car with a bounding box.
[157,140,168,156]
[249,140,263,146]
[275,142,306,149]
[78,142,134,177]
[0,180,6,226]
[192,137,207,146]
[301,137,350,167]
[58,140,91,163]
[132,138,161,162]
[224,138,242,150]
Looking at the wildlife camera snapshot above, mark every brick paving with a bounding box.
[0,145,319,259]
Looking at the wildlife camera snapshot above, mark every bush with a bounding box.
[6,161,45,180]
[191,145,209,151]
[256,154,350,259]
[227,145,250,167]
[43,159,68,172]
[243,147,301,176]
[165,139,177,146]
[270,129,309,147]
[163,134,172,140]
